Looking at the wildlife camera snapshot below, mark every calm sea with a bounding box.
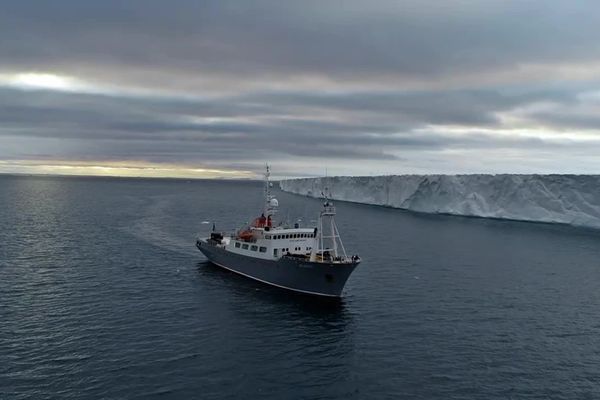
[2,175,600,399]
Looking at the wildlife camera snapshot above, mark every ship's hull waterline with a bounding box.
[196,239,358,297]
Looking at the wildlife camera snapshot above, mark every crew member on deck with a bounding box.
[258,213,267,227]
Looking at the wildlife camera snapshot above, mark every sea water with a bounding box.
[2,175,600,399]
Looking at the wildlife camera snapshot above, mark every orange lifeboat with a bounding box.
[238,229,253,241]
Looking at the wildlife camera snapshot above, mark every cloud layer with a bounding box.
[1,0,600,177]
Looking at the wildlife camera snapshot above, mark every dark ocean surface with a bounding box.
[2,175,600,399]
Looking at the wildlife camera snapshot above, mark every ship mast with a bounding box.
[263,164,278,220]
[311,190,347,262]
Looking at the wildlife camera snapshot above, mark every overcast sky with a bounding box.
[1,0,600,178]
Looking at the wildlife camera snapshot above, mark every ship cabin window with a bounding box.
[285,234,289,239]
[235,242,241,248]
[274,248,278,256]
[259,246,267,253]
[242,244,249,250]
[265,235,271,239]
[251,245,258,251]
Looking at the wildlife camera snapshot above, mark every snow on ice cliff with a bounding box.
[279,175,600,229]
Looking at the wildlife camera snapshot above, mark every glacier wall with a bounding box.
[279,175,600,229]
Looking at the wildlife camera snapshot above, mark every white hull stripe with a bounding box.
[207,259,341,298]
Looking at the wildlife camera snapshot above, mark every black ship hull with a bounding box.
[196,239,358,297]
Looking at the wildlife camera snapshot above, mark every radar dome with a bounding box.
[269,198,279,207]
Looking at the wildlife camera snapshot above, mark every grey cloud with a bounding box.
[0,85,582,142]
[526,111,600,133]
[2,1,600,82]
[2,1,600,174]
[1,84,592,171]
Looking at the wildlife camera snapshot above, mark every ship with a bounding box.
[196,166,361,297]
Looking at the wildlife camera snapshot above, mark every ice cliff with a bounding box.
[279,175,600,229]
